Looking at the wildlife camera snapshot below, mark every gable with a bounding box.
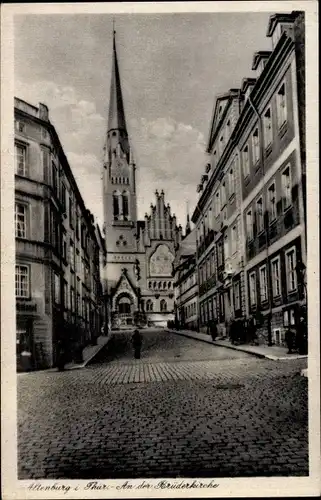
[112,269,137,297]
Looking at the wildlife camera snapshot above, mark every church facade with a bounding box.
[102,33,182,329]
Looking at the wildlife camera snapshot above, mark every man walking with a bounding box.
[132,329,142,359]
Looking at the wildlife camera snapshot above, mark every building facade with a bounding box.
[192,11,306,345]
[172,226,199,331]
[15,97,104,371]
[102,33,181,329]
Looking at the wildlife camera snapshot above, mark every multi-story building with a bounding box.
[192,89,245,335]
[15,97,104,371]
[102,32,181,329]
[172,223,199,331]
[192,11,306,345]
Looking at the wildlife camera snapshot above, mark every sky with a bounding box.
[14,12,273,229]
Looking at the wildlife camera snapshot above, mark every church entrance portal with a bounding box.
[114,293,134,328]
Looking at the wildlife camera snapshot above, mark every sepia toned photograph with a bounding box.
[2,2,319,495]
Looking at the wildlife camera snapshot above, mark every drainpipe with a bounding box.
[248,95,273,346]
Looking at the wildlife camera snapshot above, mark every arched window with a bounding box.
[163,282,166,289]
[111,177,114,184]
[160,299,167,312]
[112,131,117,137]
[158,282,162,289]
[168,282,171,289]
[113,191,120,220]
[122,191,129,221]
[148,282,152,289]
[153,282,157,289]
[146,299,153,312]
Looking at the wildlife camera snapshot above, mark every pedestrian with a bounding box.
[296,315,308,355]
[209,320,218,342]
[285,328,295,354]
[132,329,142,359]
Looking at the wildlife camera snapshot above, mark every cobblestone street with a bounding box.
[17,330,308,479]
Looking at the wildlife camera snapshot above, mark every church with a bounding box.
[102,32,183,329]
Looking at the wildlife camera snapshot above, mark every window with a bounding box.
[285,247,297,293]
[259,265,268,302]
[268,182,277,222]
[15,265,29,298]
[61,184,67,213]
[54,272,61,304]
[213,150,217,167]
[15,203,27,238]
[160,299,167,312]
[246,210,254,240]
[229,167,235,197]
[215,191,220,216]
[52,162,58,196]
[224,234,229,260]
[70,287,75,313]
[242,145,250,177]
[271,257,281,297]
[263,107,273,148]
[273,328,285,346]
[41,149,50,183]
[113,192,119,220]
[276,82,287,128]
[281,165,292,211]
[15,120,25,133]
[249,271,256,306]
[63,281,68,310]
[219,135,225,155]
[122,192,129,220]
[225,120,231,142]
[221,182,226,207]
[69,196,74,228]
[69,241,75,269]
[252,128,260,164]
[256,197,264,233]
[231,225,237,254]
[15,144,26,176]
[217,241,223,267]
[146,299,153,312]
[233,282,240,311]
[62,233,67,261]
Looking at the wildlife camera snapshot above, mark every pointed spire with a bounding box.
[185,200,191,235]
[108,27,127,133]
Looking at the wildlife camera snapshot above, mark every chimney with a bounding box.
[38,103,49,121]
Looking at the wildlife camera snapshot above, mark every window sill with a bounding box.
[283,204,293,214]
[269,218,277,226]
[229,193,235,203]
[16,296,32,301]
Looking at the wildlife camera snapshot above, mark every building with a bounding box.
[172,224,199,331]
[102,32,181,329]
[192,89,245,336]
[192,11,306,345]
[15,97,105,371]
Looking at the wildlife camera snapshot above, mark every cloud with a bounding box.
[130,116,206,225]
[15,78,205,227]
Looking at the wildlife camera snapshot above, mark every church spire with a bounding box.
[108,28,127,134]
[185,200,191,236]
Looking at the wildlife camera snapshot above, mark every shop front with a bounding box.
[16,301,38,372]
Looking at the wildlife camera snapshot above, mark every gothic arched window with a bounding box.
[168,282,171,289]
[113,191,120,220]
[122,191,129,221]
[146,299,153,312]
[163,282,166,289]
[160,299,167,312]
[153,282,157,289]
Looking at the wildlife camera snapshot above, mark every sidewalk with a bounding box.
[167,328,308,361]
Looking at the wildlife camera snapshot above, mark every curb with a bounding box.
[167,329,307,361]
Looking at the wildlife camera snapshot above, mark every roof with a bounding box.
[108,32,127,133]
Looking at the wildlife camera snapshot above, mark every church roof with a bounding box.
[108,31,127,133]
